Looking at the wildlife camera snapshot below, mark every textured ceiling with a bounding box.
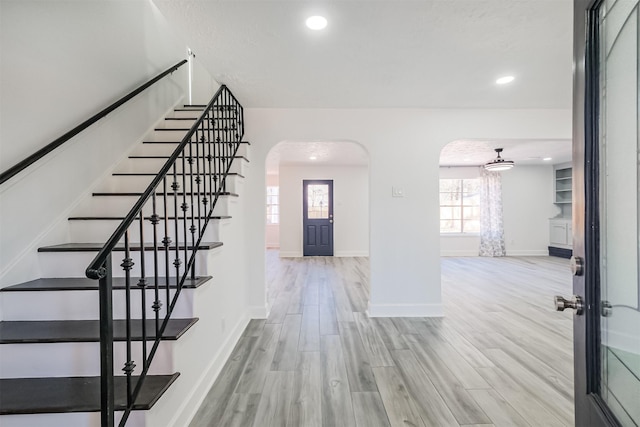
[153,0,573,109]
[264,138,571,175]
[266,141,369,174]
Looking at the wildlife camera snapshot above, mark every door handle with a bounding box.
[570,256,584,276]
[554,295,584,315]
[329,219,333,223]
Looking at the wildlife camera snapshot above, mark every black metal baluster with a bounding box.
[99,255,115,427]
[222,92,229,190]
[181,148,189,287]
[187,137,196,280]
[121,230,135,407]
[212,101,218,201]
[137,211,148,371]
[150,193,161,334]
[196,122,203,237]
[201,113,210,223]
[163,176,171,313]
[207,110,215,217]
[172,166,181,290]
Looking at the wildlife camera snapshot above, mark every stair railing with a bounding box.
[85,85,244,427]
[0,60,188,186]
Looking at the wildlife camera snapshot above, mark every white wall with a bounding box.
[502,165,557,255]
[0,0,212,286]
[243,108,572,318]
[439,165,556,256]
[190,54,221,105]
[278,164,369,257]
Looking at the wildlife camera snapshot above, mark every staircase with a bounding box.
[0,94,251,426]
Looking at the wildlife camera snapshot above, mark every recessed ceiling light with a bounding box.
[306,16,327,30]
[496,75,515,85]
[543,157,552,161]
[309,156,317,160]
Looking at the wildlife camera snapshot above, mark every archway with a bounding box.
[264,140,371,313]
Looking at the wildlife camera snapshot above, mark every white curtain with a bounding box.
[479,169,506,257]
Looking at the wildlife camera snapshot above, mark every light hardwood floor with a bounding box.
[189,252,575,427]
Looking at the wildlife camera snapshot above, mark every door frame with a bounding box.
[302,179,334,256]
[573,0,626,424]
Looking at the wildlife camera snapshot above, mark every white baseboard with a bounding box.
[505,249,549,256]
[441,250,550,257]
[247,304,269,319]
[334,251,369,257]
[279,251,369,258]
[367,303,444,318]
[440,250,478,257]
[279,251,302,258]
[170,310,250,427]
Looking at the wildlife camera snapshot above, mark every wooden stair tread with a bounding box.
[38,241,223,252]
[68,215,231,221]
[128,155,249,162]
[112,171,245,177]
[141,140,250,144]
[0,276,211,292]
[0,374,179,414]
[91,191,238,197]
[0,318,198,344]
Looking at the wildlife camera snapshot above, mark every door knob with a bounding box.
[570,256,584,276]
[554,295,584,315]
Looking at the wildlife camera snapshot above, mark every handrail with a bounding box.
[86,85,244,427]
[85,84,225,279]
[0,59,188,186]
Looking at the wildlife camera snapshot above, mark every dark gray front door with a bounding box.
[303,180,333,256]
[572,0,640,425]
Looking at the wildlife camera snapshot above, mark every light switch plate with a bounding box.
[392,186,404,197]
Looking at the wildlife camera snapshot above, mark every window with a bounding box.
[266,186,279,224]
[439,179,480,233]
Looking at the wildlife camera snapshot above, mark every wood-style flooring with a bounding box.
[189,252,575,427]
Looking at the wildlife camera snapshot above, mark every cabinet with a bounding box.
[549,219,572,248]
[554,166,572,204]
[549,164,573,257]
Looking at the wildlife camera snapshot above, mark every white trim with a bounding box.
[367,303,444,318]
[279,251,302,258]
[505,249,549,256]
[440,250,478,257]
[170,310,250,427]
[334,251,369,257]
[247,304,269,319]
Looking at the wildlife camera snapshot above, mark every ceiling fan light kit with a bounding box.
[484,148,515,171]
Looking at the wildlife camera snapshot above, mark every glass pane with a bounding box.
[463,219,480,233]
[463,207,480,220]
[440,192,458,204]
[462,179,480,193]
[440,220,461,233]
[440,206,456,220]
[307,184,329,219]
[439,179,461,193]
[599,3,640,425]
[463,192,480,206]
